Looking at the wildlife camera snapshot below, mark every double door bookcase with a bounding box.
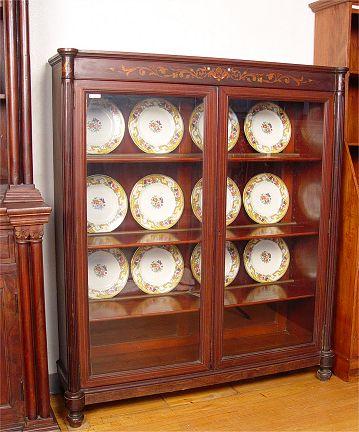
[49,49,345,427]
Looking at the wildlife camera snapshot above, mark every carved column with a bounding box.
[6,194,58,430]
[317,73,345,381]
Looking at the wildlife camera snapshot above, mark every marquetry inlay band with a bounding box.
[118,65,314,86]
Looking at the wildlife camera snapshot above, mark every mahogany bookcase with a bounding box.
[49,49,346,427]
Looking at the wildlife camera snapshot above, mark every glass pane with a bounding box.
[85,92,205,375]
[222,97,324,358]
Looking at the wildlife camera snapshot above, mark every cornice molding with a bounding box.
[2,184,51,229]
[309,0,357,13]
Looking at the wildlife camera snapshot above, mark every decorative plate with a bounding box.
[87,175,128,233]
[131,245,184,294]
[189,103,240,150]
[244,238,290,283]
[132,296,181,316]
[191,177,241,225]
[191,241,240,286]
[86,98,125,154]
[243,173,289,224]
[128,98,184,153]
[88,249,129,299]
[244,102,291,153]
[130,174,184,230]
[245,284,287,303]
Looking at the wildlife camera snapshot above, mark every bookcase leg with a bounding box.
[64,391,85,428]
[317,349,334,381]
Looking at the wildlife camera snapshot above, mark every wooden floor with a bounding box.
[51,369,359,432]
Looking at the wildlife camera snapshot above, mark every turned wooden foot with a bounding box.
[67,410,84,428]
[316,367,332,381]
[64,391,85,428]
[317,349,334,381]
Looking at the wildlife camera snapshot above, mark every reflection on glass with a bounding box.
[86,92,205,375]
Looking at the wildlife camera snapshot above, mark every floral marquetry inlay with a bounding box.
[116,64,315,86]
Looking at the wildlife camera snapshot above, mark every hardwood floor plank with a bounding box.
[51,369,359,432]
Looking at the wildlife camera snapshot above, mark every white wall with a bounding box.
[29,0,315,373]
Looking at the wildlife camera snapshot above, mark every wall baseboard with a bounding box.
[49,372,61,395]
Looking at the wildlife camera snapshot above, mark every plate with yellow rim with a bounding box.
[191,241,240,286]
[87,175,128,233]
[88,249,129,299]
[86,97,125,154]
[244,102,291,153]
[189,103,240,151]
[131,245,184,294]
[243,173,289,224]
[244,238,290,283]
[130,174,184,230]
[191,177,241,225]
[128,98,184,153]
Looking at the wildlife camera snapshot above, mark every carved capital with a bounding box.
[15,224,44,242]
[58,48,78,80]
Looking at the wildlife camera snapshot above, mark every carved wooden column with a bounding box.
[6,196,58,430]
[1,0,58,430]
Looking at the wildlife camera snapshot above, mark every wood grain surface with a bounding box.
[51,368,359,431]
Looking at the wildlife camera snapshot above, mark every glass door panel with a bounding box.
[84,90,211,376]
[219,90,326,361]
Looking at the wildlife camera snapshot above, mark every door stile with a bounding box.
[201,88,220,369]
[213,88,230,368]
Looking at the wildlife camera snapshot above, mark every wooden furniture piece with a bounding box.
[0,1,58,430]
[49,49,345,427]
[310,0,359,381]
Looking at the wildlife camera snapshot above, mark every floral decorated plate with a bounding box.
[128,98,184,153]
[132,296,181,316]
[130,174,184,230]
[243,173,289,224]
[131,245,184,294]
[86,98,125,154]
[245,284,287,303]
[189,103,240,151]
[191,241,239,286]
[244,238,290,283]
[191,177,241,225]
[244,102,291,153]
[88,249,129,299]
[87,175,128,233]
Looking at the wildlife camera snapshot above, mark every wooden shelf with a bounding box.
[348,142,359,146]
[90,340,199,375]
[225,222,318,242]
[224,280,315,309]
[88,223,318,250]
[87,152,322,164]
[88,279,315,322]
[87,153,203,163]
[223,329,312,357]
[88,227,202,249]
[228,153,322,162]
[89,290,200,322]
